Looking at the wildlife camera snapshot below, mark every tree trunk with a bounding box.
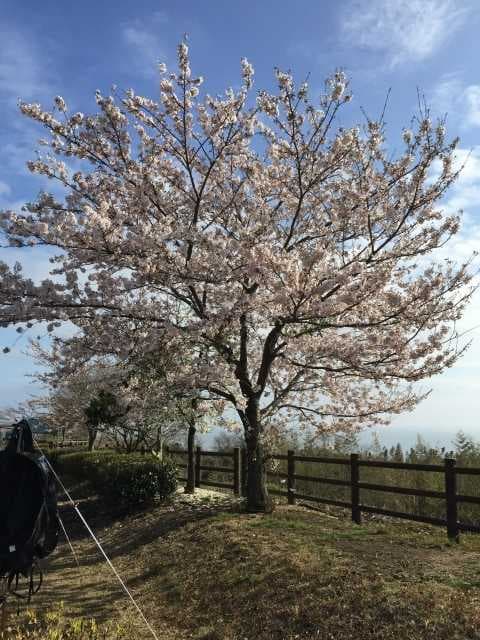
[88,426,97,451]
[245,434,273,512]
[243,401,273,513]
[185,423,196,494]
[154,427,163,460]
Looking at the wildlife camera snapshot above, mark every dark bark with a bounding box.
[154,427,163,460]
[185,422,196,494]
[245,433,272,512]
[232,314,280,512]
[88,426,97,451]
[242,399,273,513]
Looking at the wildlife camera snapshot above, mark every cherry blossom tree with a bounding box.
[31,336,218,464]
[29,345,137,449]
[0,43,475,511]
[44,313,228,488]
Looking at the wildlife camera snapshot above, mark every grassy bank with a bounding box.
[10,482,480,639]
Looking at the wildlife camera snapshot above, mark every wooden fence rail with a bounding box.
[38,439,89,449]
[168,446,241,496]
[168,447,480,541]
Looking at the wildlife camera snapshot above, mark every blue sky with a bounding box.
[1,0,480,443]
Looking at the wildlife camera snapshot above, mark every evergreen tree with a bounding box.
[453,430,477,461]
[414,434,428,459]
[333,432,359,454]
[369,432,383,458]
[84,389,128,451]
[393,443,404,462]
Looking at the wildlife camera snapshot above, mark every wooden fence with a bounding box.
[168,447,480,541]
[37,439,89,449]
[168,446,242,495]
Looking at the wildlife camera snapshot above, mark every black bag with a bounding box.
[0,419,59,598]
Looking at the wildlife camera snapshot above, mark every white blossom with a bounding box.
[54,96,67,112]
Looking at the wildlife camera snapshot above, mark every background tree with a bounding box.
[393,442,404,462]
[31,325,226,483]
[30,338,188,451]
[213,429,244,452]
[0,43,475,512]
[84,388,127,450]
[454,430,478,462]
[333,432,359,454]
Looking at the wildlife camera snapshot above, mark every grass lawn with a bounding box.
[8,483,480,639]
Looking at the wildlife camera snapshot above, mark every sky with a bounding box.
[0,0,479,446]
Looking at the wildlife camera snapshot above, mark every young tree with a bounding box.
[124,337,227,491]
[0,44,475,511]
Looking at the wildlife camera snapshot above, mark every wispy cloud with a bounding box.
[121,12,169,76]
[0,25,56,106]
[432,75,480,129]
[0,182,11,197]
[341,0,467,68]
[0,24,59,198]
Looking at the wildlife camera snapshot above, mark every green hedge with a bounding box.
[43,446,87,468]
[49,450,177,505]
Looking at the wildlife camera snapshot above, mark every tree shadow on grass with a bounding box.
[52,484,241,571]
[27,493,234,638]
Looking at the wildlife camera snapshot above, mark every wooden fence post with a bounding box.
[241,448,247,497]
[195,446,202,488]
[445,457,459,542]
[233,447,241,495]
[350,453,361,524]
[287,450,296,505]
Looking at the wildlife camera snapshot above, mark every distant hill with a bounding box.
[24,416,51,434]
[0,411,15,427]
[201,425,464,452]
[358,427,459,451]
[0,416,51,435]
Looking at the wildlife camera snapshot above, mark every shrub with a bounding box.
[49,450,177,504]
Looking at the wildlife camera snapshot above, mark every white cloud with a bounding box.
[464,85,480,127]
[432,75,480,129]
[391,277,480,435]
[121,12,169,76]
[450,148,480,184]
[341,0,467,67]
[426,145,480,412]
[428,146,480,226]
[431,74,463,111]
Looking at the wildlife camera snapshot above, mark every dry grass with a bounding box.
[7,481,480,639]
